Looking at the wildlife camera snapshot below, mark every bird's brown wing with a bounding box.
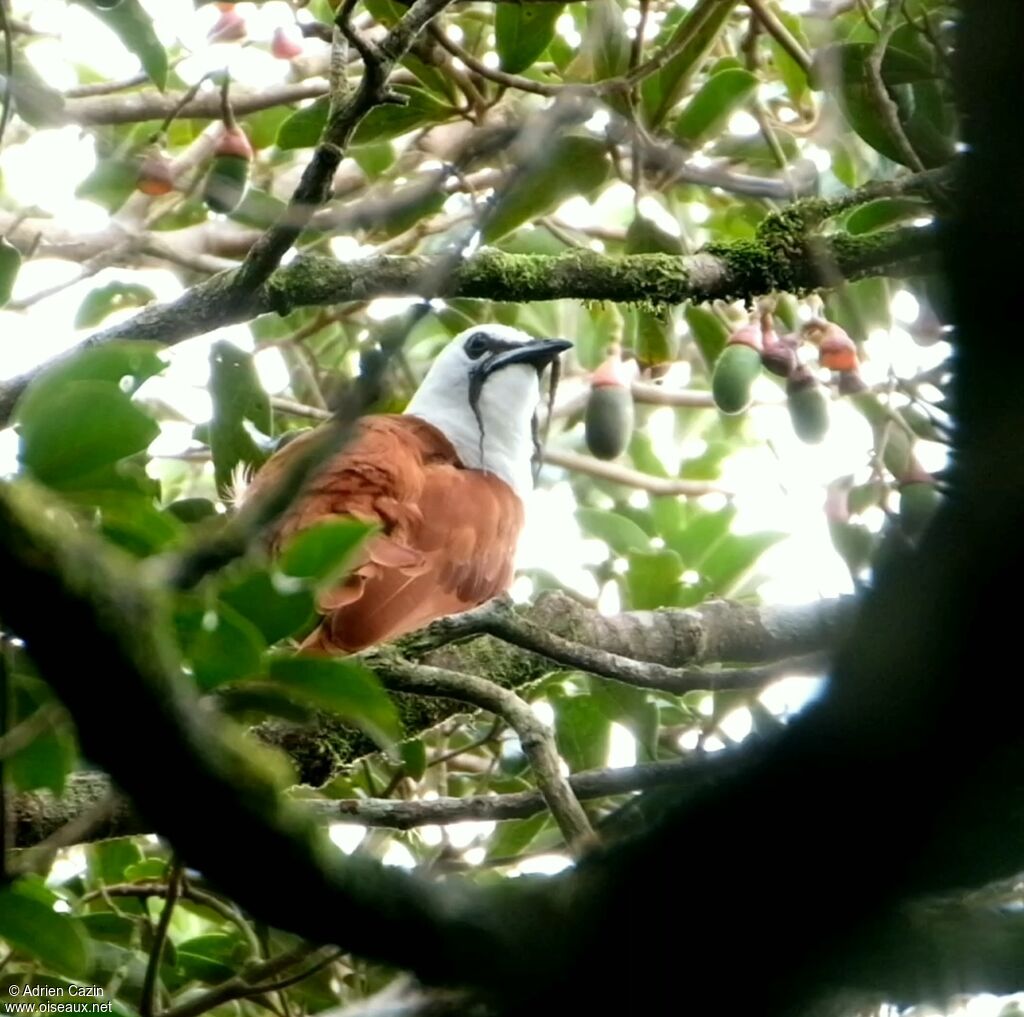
[245,415,524,653]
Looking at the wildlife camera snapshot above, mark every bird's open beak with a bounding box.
[478,338,572,378]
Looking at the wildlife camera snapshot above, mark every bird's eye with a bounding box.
[464,333,489,359]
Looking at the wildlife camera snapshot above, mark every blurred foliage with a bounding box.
[0,0,960,1011]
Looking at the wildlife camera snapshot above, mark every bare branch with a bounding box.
[543,448,729,498]
[368,654,596,852]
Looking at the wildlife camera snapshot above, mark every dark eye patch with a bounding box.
[465,331,520,360]
[464,332,490,359]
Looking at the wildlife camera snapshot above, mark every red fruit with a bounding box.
[590,346,632,389]
[137,146,174,196]
[819,325,859,372]
[214,124,253,161]
[726,323,762,351]
[208,8,246,42]
[271,26,304,60]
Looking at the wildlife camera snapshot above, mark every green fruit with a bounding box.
[786,377,830,443]
[899,481,942,540]
[204,154,249,214]
[0,238,22,307]
[585,385,635,460]
[712,343,762,415]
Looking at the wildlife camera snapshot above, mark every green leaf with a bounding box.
[0,886,90,977]
[486,812,549,861]
[576,507,649,556]
[768,8,811,105]
[553,692,610,772]
[673,68,758,145]
[845,197,930,234]
[589,678,658,761]
[15,342,166,429]
[495,3,564,74]
[352,141,396,179]
[279,518,375,581]
[268,655,402,751]
[352,87,455,145]
[0,238,22,307]
[641,0,736,126]
[482,135,610,243]
[123,858,172,882]
[74,282,156,329]
[626,548,683,609]
[18,380,159,488]
[626,213,684,256]
[399,738,428,780]
[700,531,785,594]
[209,341,271,495]
[684,303,731,369]
[572,0,630,82]
[88,839,145,887]
[91,493,186,556]
[220,567,315,644]
[175,602,266,691]
[73,0,167,89]
[276,97,329,150]
[7,674,75,794]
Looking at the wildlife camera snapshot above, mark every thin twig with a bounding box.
[369,655,596,852]
[140,857,184,1017]
[80,881,262,960]
[864,1,926,172]
[746,0,813,74]
[543,448,728,497]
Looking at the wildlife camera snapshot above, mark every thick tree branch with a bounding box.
[0,224,938,426]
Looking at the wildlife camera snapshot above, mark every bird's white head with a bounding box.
[404,324,571,498]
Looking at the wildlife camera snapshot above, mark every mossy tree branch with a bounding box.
[0,223,939,426]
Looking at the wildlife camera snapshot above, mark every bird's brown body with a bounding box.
[248,415,524,653]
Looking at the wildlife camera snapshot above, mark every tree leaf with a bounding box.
[641,0,737,126]
[626,548,683,609]
[208,341,271,495]
[352,87,455,145]
[0,238,22,307]
[73,0,167,89]
[276,97,329,150]
[399,738,428,780]
[220,567,315,645]
[684,303,731,370]
[174,601,267,691]
[7,674,75,794]
[0,885,90,977]
[268,655,402,751]
[18,381,159,488]
[576,507,650,556]
[483,135,610,243]
[767,8,811,105]
[74,282,156,329]
[15,342,166,425]
[845,197,931,235]
[571,0,630,82]
[486,813,549,861]
[495,3,564,74]
[278,518,376,582]
[673,68,759,146]
[553,692,610,772]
